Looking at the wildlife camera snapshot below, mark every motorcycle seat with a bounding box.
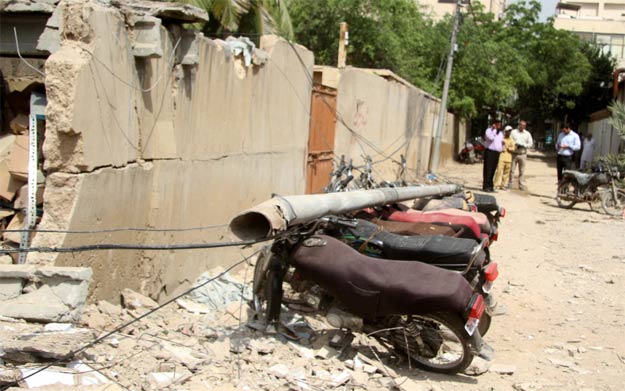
[291,235,474,318]
[422,198,468,211]
[563,170,594,186]
[388,211,486,242]
[329,219,480,270]
[469,193,499,213]
[371,219,460,237]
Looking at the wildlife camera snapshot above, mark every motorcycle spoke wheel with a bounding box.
[556,181,578,209]
[387,313,473,374]
[601,189,625,216]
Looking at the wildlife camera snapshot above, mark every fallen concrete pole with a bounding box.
[230,184,462,240]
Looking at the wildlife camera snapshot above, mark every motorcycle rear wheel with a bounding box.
[601,189,625,216]
[556,180,578,209]
[385,313,473,374]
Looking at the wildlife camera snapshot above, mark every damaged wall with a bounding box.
[28,0,313,301]
[317,67,465,178]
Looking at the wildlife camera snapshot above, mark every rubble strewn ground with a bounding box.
[1,153,624,391]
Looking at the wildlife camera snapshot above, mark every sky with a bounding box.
[508,0,559,21]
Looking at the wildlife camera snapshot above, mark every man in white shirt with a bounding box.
[509,120,533,190]
[580,133,595,171]
[555,124,581,182]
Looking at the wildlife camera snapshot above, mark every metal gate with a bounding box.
[306,85,337,194]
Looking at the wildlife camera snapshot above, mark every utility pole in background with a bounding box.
[338,22,348,69]
[429,0,462,174]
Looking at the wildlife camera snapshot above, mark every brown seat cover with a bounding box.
[290,235,473,319]
[372,219,460,237]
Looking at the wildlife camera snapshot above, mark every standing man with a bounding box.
[580,132,595,171]
[494,126,515,190]
[509,120,533,190]
[555,124,581,182]
[482,119,503,192]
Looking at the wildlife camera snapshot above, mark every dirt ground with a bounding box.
[2,152,624,391]
[436,151,625,391]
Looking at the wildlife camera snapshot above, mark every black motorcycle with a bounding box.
[252,218,493,374]
[556,165,625,216]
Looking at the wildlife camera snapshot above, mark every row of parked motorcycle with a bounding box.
[236,156,506,374]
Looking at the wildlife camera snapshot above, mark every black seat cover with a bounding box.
[470,193,499,213]
[329,219,477,269]
[291,235,473,319]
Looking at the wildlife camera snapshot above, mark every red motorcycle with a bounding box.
[458,137,485,164]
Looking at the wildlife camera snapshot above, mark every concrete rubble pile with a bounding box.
[0,266,454,391]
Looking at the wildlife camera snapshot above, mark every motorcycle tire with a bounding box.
[252,248,283,323]
[386,312,473,374]
[601,189,625,216]
[556,180,578,209]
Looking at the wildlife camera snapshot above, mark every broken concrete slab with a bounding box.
[0,0,59,13]
[126,15,163,58]
[8,134,29,181]
[1,327,95,363]
[113,0,209,23]
[0,265,92,322]
[36,2,63,54]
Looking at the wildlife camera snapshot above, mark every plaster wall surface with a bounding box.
[32,0,313,301]
[334,69,462,179]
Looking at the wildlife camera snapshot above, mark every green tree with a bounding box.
[445,2,531,118]
[175,0,293,39]
[288,0,437,90]
[502,0,602,127]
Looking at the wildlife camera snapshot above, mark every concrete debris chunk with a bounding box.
[186,268,251,314]
[160,341,207,370]
[0,265,92,321]
[18,361,110,389]
[176,298,210,314]
[1,327,95,363]
[144,367,192,389]
[315,346,338,360]
[121,288,158,310]
[268,363,289,379]
[330,370,352,387]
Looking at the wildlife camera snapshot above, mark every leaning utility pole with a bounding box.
[429,0,462,174]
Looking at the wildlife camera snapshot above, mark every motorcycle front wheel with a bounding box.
[601,189,625,216]
[252,247,283,323]
[383,313,473,374]
[556,180,578,209]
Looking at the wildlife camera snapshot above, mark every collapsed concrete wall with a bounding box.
[316,67,465,179]
[28,0,313,301]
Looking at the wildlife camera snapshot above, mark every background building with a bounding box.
[416,0,507,20]
[554,1,625,68]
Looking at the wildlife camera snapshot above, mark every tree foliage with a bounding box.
[175,0,293,39]
[288,0,614,124]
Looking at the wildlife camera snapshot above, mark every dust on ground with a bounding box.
[1,152,624,391]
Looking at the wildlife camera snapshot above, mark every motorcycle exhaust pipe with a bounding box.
[230,185,463,240]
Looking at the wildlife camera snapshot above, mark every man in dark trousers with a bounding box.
[482,119,503,192]
[556,123,581,182]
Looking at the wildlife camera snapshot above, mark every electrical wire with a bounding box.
[2,248,263,390]
[0,223,228,235]
[0,235,276,254]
